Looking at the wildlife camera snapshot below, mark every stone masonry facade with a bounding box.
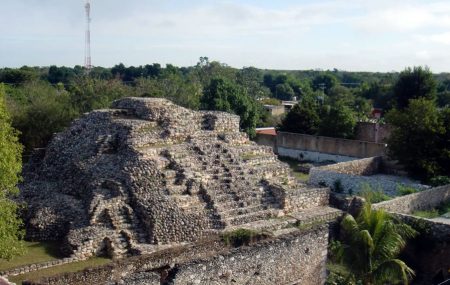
[20,97,331,261]
[23,225,330,285]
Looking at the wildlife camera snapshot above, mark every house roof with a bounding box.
[255,127,277,136]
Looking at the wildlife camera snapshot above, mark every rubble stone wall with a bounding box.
[24,225,330,285]
[309,157,428,196]
[21,97,327,260]
[373,185,450,214]
[268,185,329,213]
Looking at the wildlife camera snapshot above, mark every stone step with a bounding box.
[219,204,272,218]
[225,209,275,226]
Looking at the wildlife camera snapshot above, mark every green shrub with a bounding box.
[430,176,450,187]
[221,229,267,247]
[397,185,418,196]
[413,209,440,219]
[333,179,344,193]
[358,184,390,203]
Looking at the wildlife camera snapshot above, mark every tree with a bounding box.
[8,82,78,151]
[312,74,338,94]
[275,83,295,100]
[279,96,320,134]
[386,98,449,181]
[318,103,356,139]
[394,67,437,109]
[201,77,259,137]
[359,82,395,111]
[330,203,416,285]
[326,85,355,106]
[0,68,38,85]
[237,67,271,99]
[0,84,25,260]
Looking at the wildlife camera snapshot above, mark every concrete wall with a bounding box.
[278,147,356,163]
[373,185,450,214]
[254,132,387,163]
[277,132,387,158]
[264,105,285,116]
[355,122,392,143]
[254,133,277,150]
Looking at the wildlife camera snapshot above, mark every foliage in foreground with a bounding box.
[328,204,417,285]
[0,84,25,260]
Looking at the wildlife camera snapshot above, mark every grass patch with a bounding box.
[397,185,418,196]
[278,156,310,182]
[412,200,450,219]
[413,209,440,219]
[240,152,259,161]
[0,242,62,272]
[358,184,391,203]
[221,228,271,247]
[292,171,309,182]
[9,257,111,284]
[296,220,325,231]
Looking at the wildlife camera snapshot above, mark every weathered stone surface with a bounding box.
[21,98,325,259]
[309,157,429,196]
[23,225,331,285]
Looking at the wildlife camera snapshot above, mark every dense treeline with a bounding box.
[2,58,450,156]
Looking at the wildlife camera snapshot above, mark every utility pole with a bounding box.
[84,0,92,72]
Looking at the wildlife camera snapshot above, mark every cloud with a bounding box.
[416,32,450,45]
[2,0,450,71]
[354,0,450,33]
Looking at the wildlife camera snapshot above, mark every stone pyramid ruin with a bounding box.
[21,98,331,260]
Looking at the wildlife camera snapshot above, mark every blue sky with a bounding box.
[1,0,450,72]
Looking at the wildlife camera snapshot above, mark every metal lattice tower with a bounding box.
[84,0,92,71]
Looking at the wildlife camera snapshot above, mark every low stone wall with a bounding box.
[268,185,330,213]
[373,185,450,214]
[170,227,328,285]
[315,157,382,176]
[24,225,330,285]
[392,214,450,284]
[287,188,330,212]
[0,256,82,277]
[309,157,428,196]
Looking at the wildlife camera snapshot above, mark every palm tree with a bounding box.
[330,203,417,285]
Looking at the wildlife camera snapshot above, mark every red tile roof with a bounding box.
[256,128,277,136]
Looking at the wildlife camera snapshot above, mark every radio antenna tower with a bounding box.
[84,0,92,71]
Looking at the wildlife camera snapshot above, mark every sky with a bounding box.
[1,0,450,72]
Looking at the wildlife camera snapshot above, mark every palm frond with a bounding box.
[372,259,415,285]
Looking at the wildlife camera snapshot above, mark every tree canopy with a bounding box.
[394,67,437,109]
[387,98,450,181]
[319,103,357,139]
[201,77,259,137]
[0,84,25,260]
[279,96,320,134]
